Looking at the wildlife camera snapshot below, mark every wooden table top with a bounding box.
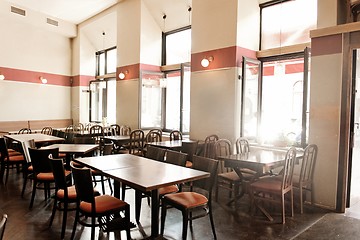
[147,139,196,149]
[4,133,65,144]
[73,154,209,191]
[218,147,303,174]
[42,143,99,154]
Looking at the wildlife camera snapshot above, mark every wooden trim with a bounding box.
[310,21,360,38]
[160,64,182,72]
[256,43,311,58]
[95,73,116,79]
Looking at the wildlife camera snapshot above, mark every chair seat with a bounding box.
[80,195,128,214]
[28,165,33,171]
[5,154,25,162]
[159,185,179,196]
[164,192,208,209]
[8,150,22,156]
[59,153,67,158]
[57,185,77,200]
[250,176,283,192]
[36,170,71,181]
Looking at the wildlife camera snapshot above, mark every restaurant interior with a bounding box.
[2,0,360,239]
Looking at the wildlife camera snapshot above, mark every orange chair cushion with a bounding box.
[36,172,55,181]
[164,192,208,209]
[159,185,179,196]
[59,153,67,158]
[28,165,33,171]
[6,154,24,162]
[80,195,128,214]
[57,185,77,200]
[8,150,22,156]
[185,161,193,168]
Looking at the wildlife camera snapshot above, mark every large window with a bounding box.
[140,27,191,132]
[90,47,117,124]
[260,0,317,50]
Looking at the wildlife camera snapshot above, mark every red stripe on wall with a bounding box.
[117,63,161,80]
[263,66,274,76]
[0,67,72,86]
[285,63,304,74]
[191,46,257,72]
[72,75,95,87]
[312,34,342,56]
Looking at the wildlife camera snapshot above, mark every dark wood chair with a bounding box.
[109,124,121,136]
[92,143,113,195]
[0,137,26,184]
[203,134,219,158]
[18,128,32,134]
[293,144,318,213]
[21,139,35,197]
[70,163,132,240]
[181,140,199,168]
[145,145,167,161]
[144,130,162,156]
[49,156,76,239]
[41,126,53,135]
[250,147,297,224]
[121,129,144,156]
[170,130,183,141]
[28,147,69,209]
[119,125,131,136]
[160,155,219,240]
[89,124,104,145]
[0,214,8,240]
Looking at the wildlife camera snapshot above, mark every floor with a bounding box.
[1,162,360,240]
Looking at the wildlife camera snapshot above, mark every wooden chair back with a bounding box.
[28,147,59,174]
[299,144,318,184]
[110,124,121,136]
[236,137,250,154]
[18,128,32,134]
[120,125,131,136]
[129,129,145,155]
[145,145,166,161]
[49,156,68,191]
[165,150,187,166]
[181,141,198,163]
[170,130,183,141]
[41,126,53,135]
[192,155,219,194]
[204,134,219,158]
[71,163,96,205]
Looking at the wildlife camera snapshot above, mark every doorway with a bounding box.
[346,49,360,217]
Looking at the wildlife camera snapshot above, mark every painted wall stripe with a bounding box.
[312,34,342,56]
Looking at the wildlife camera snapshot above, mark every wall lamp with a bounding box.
[40,76,47,84]
[118,70,129,80]
[201,56,214,68]
[0,73,4,80]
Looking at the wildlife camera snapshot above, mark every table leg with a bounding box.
[113,180,121,199]
[150,189,160,238]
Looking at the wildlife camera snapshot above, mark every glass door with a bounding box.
[241,57,261,141]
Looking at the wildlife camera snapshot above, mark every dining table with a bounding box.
[147,139,196,150]
[41,143,99,166]
[73,153,209,239]
[218,146,304,204]
[4,133,65,145]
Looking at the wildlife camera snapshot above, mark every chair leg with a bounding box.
[21,174,28,197]
[5,163,10,184]
[160,201,167,235]
[91,216,96,240]
[100,175,106,194]
[61,201,68,239]
[70,209,79,240]
[300,186,304,214]
[290,189,294,217]
[121,183,126,201]
[281,194,285,224]
[125,205,131,240]
[108,178,113,195]
[209,208,217,240]
[135,190,142,223]
[49,198,57,227]
[181,210,189,240]
[29,180,37,209]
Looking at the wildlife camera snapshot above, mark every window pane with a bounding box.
[107,79,116,124]
[166,29,191,65]
[106,49,117,74]
[141,73,164,128]
[165,72,181,130]
[99,53,105,76]
[261,58,304,146]
[182,65,191,133]
[243,60,260,140]
[261,0,317,49]
[90,81,106,122]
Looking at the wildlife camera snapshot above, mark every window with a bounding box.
[260,0,317,50]
[140,27,191,132]
[90,47,117,124]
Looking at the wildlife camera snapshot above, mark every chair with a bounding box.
[214,139,251,203]
[49,156,76,239]
[73,123,84,133]
[18,128,32,134]
[293,144,318,213]
[165,149,187,167]
[204,134,219,158]
[65,125,75,133]
[109,124,121,136]
[119,125,131,136]
[0,214,8,240]
[249,147,297,224]
[160,155,219,240]
[170,130,183,141]
[21,139,36,197]
[92,143,113,195]
[41,126,53,135]
[145,145,167,161]
[89,125,104,145]
[28,147,67,209]
[120,129,144,156]
[181,140,199,168]
[144,130,162,156]
[235,137,257,179]
[70,163,132,240]
[0,137,26,184]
